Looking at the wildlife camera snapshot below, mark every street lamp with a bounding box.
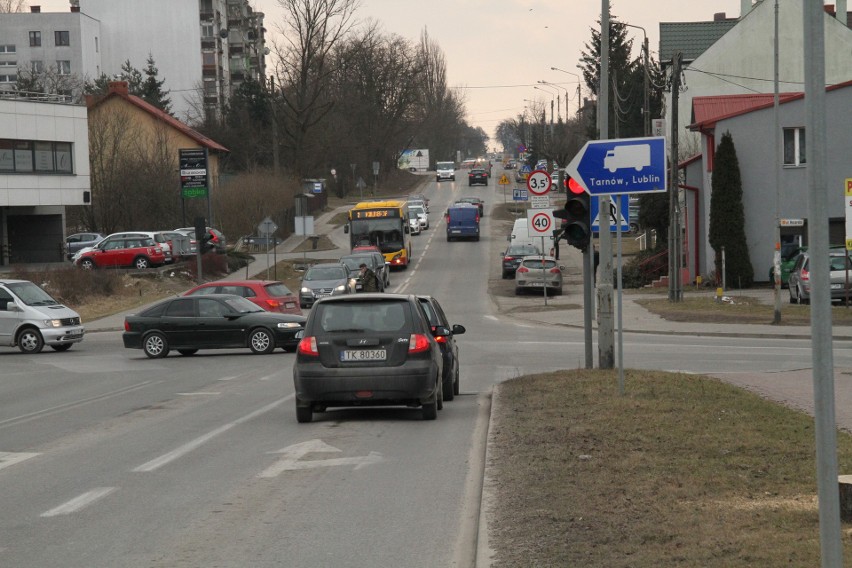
[551,66,583,115]
[533,85,556,129]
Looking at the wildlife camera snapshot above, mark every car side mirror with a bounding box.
[452,324,466,335]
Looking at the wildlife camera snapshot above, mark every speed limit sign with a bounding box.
[527,210,554,236]
[526,170,552,196]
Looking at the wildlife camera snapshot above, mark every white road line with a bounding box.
[176,392,221,396]
[0,451,39,472]
[41,487,116,517]
[132,394,294,472]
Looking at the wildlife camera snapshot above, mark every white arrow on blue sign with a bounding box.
[565,136,667,196]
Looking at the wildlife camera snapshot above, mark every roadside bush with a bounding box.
[184,253,229,281]
[10,266,122,304]
[618,249,666,289]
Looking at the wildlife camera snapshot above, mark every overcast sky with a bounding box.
[33,0,749,143]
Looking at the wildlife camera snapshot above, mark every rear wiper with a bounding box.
[332,328,366,333]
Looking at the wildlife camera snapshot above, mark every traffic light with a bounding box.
[553,177,591,251]
[194,217,213,254]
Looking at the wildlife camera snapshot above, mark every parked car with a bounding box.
[174,226,227,254]
[299,263,357,309]
[469,168,489,186]
[0,279,85,353]
[75,236,166,269]
[455,196,484,216]
[292,294,446,423]
[184,280,302,315]
[788,248,852,304]
[64,232,104,260]
[409,204,429,230]
[501,243,542,278]
[417,295,465,401]
[72,231,173,264]
[122,294,305,358]
[339,252,390,291]
[514,255,564,295]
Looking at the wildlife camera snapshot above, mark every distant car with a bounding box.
[408,198,429,215]
[504,161,517,170]
[788,248,852,304]
[0,278,85,353]
[501,243,542,279]
[292,294,446,423]
[409,217,422,235]
[469,168,488,186]
[339,253,388,292]
[409,204,429,230]
[768,243,804,287]
[122,294,306,358]
[299,263,357,309]
[65,232,105,260]
[184,280,302,315]
[514,255,564,295]
[73,231,173,264]
[174,226,227,254]
[409,193,430,211]
[75,236,166,270]
[436,162,455,181]
[455,197,484,216]
[417,295,465,401]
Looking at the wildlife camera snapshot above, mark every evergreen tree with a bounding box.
[709,131,754,288]
[140,54,172,114]
[119,60,144,94]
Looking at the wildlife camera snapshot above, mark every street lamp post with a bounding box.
[551,66,582,115]
[533,85,556,134]
[619,22,650,136]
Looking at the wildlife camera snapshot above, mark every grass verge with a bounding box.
[487,369,852,567]
[638,296,852,326]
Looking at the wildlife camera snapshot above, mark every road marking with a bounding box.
[176,392,221,396]
[133,395,293,472]
[41,487,116,517]
[483,315,498,321]
[0,451,39,472]
[259,439,384,478]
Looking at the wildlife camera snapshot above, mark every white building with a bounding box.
[0,94,91,264]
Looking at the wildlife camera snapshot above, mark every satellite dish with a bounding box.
[263,47,270,55]
[219,29,229,39]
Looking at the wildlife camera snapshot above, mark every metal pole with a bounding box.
[616,195,624,395]
[804,0,842,563]
[773,0,782,324]
[597,0,614,369]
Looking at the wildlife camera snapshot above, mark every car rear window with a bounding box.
[315,301,410,333]
[510,245,539,256]
[522,259,557,269]
[265,282,293,296]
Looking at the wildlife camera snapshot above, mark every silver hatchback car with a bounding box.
[788,248,852,304]
[514,255,564,296]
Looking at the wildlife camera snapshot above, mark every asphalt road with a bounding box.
[2,171,852,567]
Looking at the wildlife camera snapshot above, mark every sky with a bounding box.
[31,0,747,144]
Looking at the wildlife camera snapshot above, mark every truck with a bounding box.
[398,149,430,172]
[603,143,650,173]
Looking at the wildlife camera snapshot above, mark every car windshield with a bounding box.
[510,246,540,256]
[410,207,425,216]
[305,265,347,281]
[316,301,409,333]
[7,281,59,306]
[221,296,264,313]
[437,162,454,169]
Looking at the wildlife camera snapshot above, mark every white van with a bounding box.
[509,218,554,248]
[0,279,85,353]
[436,161,455,182]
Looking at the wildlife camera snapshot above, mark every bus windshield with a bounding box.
[351,218,404,253]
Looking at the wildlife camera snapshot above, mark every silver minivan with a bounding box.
[0,279,85,353]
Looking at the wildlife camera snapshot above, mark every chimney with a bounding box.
[837,0,848,24]
[714,12,727,22]
[30,5,41,12]
[108,81,129,96]
[740,0,752,18]
[71,6,80,12]
[825,4,835,14]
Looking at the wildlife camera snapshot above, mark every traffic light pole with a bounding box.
[597,1,615,370]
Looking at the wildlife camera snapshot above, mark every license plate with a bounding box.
[528,281,545,287]
[831,283,843,289]
[341,349,386,361]
[451,230,461,234]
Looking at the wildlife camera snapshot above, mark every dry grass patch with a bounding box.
[637,296,852,326]
[487,369,852,567]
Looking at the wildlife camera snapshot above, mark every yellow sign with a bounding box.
[498,174,510,185]
[846,178,852,250]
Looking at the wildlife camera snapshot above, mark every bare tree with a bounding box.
[0,0,27,13]
[271,0,360,177]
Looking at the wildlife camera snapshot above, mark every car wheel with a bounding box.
[437,380,444,410]
[17,328,44,354]
[178,349,198,356]
[514,287,522,295]
[80,258,95,270]
[296,400,312,423]
[789,287,796,304]
[421,393,438,420]
[442,374,455,402]
[143,332,169,358]
[249,328,275,354]
[453,367,460,396]
[134,256,150,269]
[51,344,72,352]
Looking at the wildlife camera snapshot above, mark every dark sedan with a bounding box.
[468,168,488,186]
[501,243,541,278]
[122,294,306,358]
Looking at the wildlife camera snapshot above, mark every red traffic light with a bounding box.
[567,177,586,195]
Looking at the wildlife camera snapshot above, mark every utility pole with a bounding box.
[269,76,280,177]
[668,52,683,302]
[597,0,614,369]
[772,0,782,324]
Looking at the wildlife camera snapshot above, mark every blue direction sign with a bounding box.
[513,188,528,201]
[590,195,629,233]
[565,136,667,195]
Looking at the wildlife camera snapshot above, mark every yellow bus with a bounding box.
[344,200,412,269]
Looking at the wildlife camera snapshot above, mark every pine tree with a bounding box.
[709,131,754,288]
[140,54,172,115]
[119,60,144,95]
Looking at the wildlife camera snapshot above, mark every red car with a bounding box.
[183,280,302,315]
[76,236,166,269]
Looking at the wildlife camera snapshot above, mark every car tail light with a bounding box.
[435,335,447,344]
[209,232,219,243]
[503,256,512,262]
[124,319,130,331]
[517,266,529,274]
[475,214,480,223]
[445,215,450,223]
[298,336,318,356]
[550,268,561,274]
[408,333,430,353]
[800,268,809,281]
[265,299,281,310]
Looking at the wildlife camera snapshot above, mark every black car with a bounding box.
[417,296,465,401]
[122,294,306,358]
[292,294,446,423]
[468,168,488,186]
[501,243,541,278]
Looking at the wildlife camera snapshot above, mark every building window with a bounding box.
[29,31,41,47]
[202,52,215,66]
[31,60,43,73]
[0,61,16,67]
[783,127,806,166]
[202,24,214,39]
[0,139,73,174]
[56,60,71,75]
[0,74,16,83]
[54,31,70,47]
[203,80,217,96]
[0,45,15,53]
